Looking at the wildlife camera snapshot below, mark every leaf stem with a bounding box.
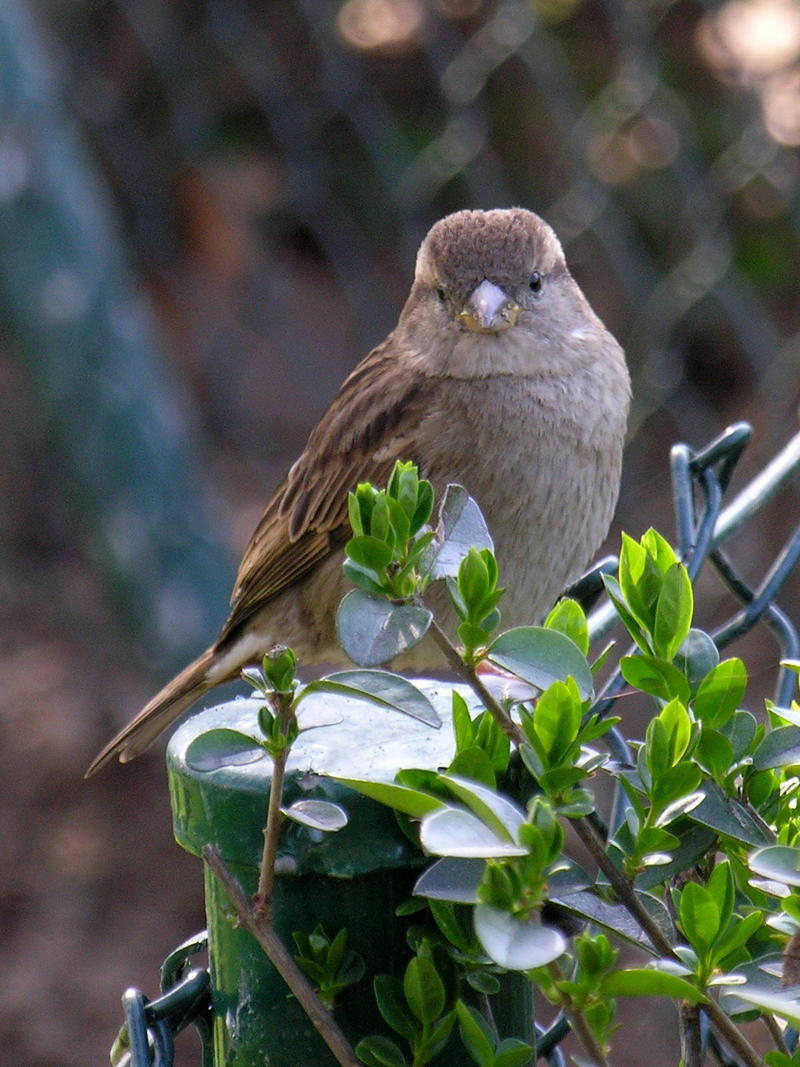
[203,843,361,1067]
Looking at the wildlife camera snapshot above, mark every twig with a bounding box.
[763,1013,789,1056]
[680,1001,702,1067]
[427,617,524,744]
[570,816,673,958]
[202,843,361,1067]
[702,997,766,1067]
[256,747,288,909]
[545,960,609,1067]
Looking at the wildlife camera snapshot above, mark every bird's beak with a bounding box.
[457,279,520,334]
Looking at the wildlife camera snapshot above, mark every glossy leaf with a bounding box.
[414,858,485,903]
[439,775,527,842]
[620,654,691,702]
[429,485,494,579]
[474,906,566,969]
[653,562,693,661]
[487,627,593,700]
[420,807,528,857]
[693,659,747,728]
[753,725,800,770]
[281,799,348,832]
[749,845,800,887]
[544,598,589,654]
[601,968,705,1002]
[455,1002,494,1067]
[355,1035,407,1067]
[185,728,264,771]
[303,669,440,727]
[679,882,720,952]
[404,956,445,1025]
[336,777,444,818]
[336,591,432,668]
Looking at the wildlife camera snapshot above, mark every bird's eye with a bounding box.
[436,286,446,303]
[529,271,542,294]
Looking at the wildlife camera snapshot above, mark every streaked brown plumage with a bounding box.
[86,208,630,776]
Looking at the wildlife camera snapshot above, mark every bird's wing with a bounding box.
[216,336,428,644]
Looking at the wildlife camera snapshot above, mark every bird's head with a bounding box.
[397,207,588,377]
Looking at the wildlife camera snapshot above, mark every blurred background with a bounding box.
[2,0,800,1063]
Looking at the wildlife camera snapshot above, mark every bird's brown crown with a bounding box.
[415,207,565,295]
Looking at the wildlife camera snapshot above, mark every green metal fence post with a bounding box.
[167,682,535,1066]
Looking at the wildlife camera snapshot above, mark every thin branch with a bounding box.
[570,816,673,958]
[427,617,524,744]
[202,844,361,1067]
[763,1013,789,1056]
[680,1001,702,1067]
[256,747,288,909]
[702,997,766,1067]
[545,960,609,1067]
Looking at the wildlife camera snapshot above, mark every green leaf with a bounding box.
[428,900,472,951]
[281,799,348,831]
[474,906,566,970]
[420,807,528,858]
[185,728,264,772]
[686,781,772,845]
[448,747,496,788]
[544,598,589,655]
[414,857,485,904]
[529,678,582,763]
[458,548,491,611]
[601,968,705,1002]
[660,698,693,764]
[487,626,593,700]
[675,629,720,687]
[679,882,720,952]
[430,485,494,579]
[336,591,432,668]
[439,774,526,842]
[653,562,693,661]
[336,778,444,818]
[550,889,674,949]
[706,862,735,930]
[346,535,394,572]
[619,532,658,629]
[301,669,440,727]
[749,845,800,887]
[713,910,763,964]
[356,1035,408,1067]
[651,763,703,814]
[404,956,445,1025]
[493,1040,537,1067]
[693,659,747,728]
[620,654,691,702]
[641,528,680,573]
[753,725,800,770]
[451,691,474,751]
[374,975,418,1040]
[455,1001,494,1067]
[694,728,734,784]
[602,573,650,653]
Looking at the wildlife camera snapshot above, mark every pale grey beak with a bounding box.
[458,279,520,334]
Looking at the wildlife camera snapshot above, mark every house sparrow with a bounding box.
[86,207,630,775]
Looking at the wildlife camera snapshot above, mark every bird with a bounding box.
[86,207,630,776]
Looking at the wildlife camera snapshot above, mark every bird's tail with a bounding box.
[84,645,221,777]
